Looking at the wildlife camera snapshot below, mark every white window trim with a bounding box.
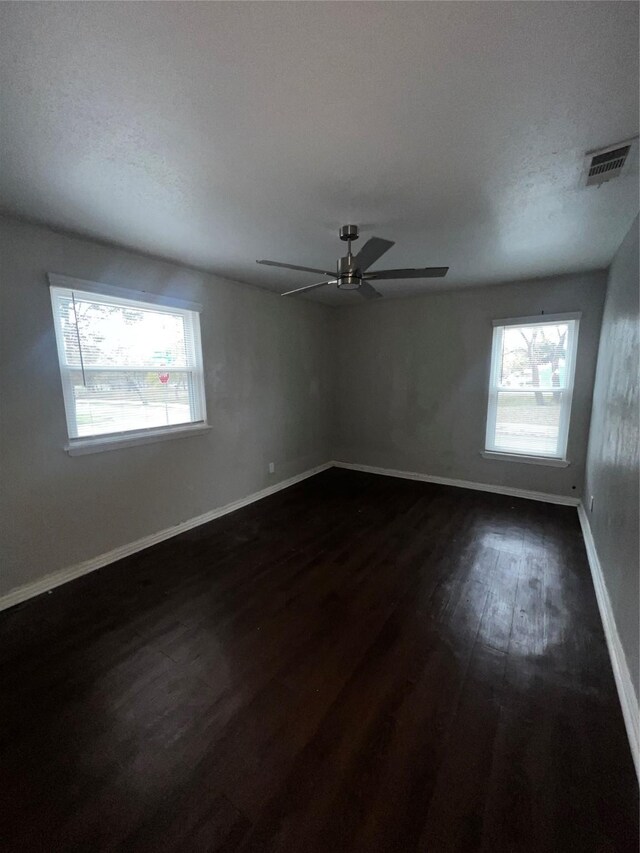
[484,312,581,464]
[491,312,582,328]
[48,274,209,456]
[65,423,212,456]
[481,450,570,468]
[48,273,203,313]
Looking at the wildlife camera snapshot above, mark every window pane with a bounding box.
[70,370,194,437]
[494,391,562,456]
[499,323,569,390]
[57,295,190,369]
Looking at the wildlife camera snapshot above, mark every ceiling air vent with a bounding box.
[583,140,634,187]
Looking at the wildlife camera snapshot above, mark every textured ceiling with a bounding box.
[1,2,638,304]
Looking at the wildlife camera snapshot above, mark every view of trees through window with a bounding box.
[56,294,196,437]
[491,321,572,456]
[499,323,568,396]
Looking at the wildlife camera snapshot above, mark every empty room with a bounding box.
[0,2,638,851]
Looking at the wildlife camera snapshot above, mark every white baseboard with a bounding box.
[577,502,639,780]
[331,460,580,506]
[0,462,333,613]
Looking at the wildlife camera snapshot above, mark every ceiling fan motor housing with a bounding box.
[337,253,362,289]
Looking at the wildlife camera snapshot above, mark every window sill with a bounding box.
[481,450,570,468]
[65,423,211,456]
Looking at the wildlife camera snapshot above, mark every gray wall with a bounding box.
[334,272,607,497]
[584,217,639,700]
[0,217,333,596]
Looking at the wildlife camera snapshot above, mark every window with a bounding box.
[484,314,580,464]
[49,275,208,455]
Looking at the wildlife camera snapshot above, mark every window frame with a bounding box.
[483,312,581,465]
[48,273,209,456]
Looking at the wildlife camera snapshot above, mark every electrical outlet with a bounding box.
[589,495,595,512]
[268,462,275,474]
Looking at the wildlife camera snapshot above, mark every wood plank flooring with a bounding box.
[1,468,637,851]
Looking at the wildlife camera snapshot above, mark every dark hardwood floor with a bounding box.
[1,468,637,852]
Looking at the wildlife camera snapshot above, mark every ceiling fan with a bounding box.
[257,225,448,299]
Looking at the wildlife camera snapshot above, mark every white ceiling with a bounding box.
[1,2,638,304]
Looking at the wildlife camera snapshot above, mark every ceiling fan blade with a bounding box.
[353,237,395,272]
[366,267,449,280]
[358,281,383,300]
[257,259,335,277]
[281,280,336,297]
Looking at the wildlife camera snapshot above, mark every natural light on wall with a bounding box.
[49,275,207,454]
[485,314,580,462]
